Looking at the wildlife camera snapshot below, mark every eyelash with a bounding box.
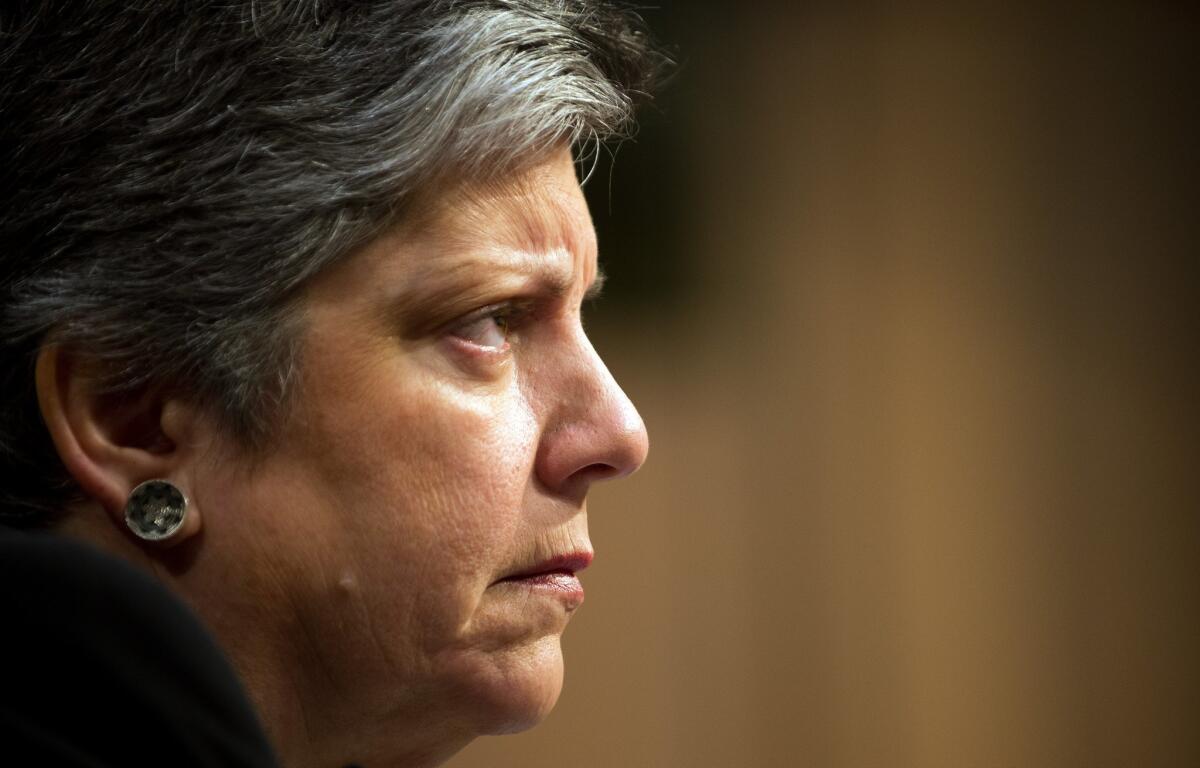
[448,301,533,352]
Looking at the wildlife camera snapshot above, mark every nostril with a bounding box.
[578,463,620,482]
[550,462,623,504]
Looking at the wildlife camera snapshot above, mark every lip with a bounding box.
[499,552,594,582]
[493,551,593,609]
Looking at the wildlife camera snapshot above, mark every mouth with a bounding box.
[493,552,593,609]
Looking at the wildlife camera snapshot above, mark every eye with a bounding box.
[449,304,518,351]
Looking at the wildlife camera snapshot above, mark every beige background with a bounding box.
[451,3,1199,766]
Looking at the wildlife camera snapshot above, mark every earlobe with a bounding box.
[34,344,202,546]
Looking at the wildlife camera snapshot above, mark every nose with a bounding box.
[534,335,649,500]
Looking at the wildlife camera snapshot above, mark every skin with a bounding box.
[36,147,649,767]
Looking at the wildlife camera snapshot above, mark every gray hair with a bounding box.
[0,1,666,524]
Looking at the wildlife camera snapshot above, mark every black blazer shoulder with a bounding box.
[0,528,278,767]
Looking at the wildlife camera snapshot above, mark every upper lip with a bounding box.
[497,551,594,582]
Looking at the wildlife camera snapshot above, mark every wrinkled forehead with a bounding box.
[394,149,598,292]
[307,148,599,310]
[420,151,594,256]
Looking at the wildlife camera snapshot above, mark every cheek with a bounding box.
[222,339,552,720]
[292,369,540,610]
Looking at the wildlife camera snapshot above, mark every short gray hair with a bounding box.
[0,1,666,524]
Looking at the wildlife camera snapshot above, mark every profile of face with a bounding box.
[174,147,648,760]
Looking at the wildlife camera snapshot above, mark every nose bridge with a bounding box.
[534,326,649,495]
[578,330,642,435]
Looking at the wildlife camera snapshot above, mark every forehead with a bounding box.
[305,149,597,311]
[404,151,597,286]
[396,151,595,289]
[423,151,593,250]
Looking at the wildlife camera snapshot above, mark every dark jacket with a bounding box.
[0,527,279,767]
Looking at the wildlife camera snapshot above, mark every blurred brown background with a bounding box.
[451,2,1199,766]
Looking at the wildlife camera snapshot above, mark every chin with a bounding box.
[449,634,567,736]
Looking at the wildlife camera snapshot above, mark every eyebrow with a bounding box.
[387,253,606,337]
[584,266,607,301]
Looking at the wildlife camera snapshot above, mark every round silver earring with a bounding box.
[124,479,188,541]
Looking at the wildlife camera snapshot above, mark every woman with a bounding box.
[0,2,663,766]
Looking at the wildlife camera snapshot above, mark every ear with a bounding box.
[35,344,203,546]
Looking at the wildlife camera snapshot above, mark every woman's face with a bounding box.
[182,148,648,753]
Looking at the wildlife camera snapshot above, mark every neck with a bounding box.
[223,614,474,768]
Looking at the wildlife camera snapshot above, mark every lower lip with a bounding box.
[501,572,585,608]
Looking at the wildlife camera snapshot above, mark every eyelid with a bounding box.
[452,298,533,328]
[444,298,537,346]
[452,301,510,328]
